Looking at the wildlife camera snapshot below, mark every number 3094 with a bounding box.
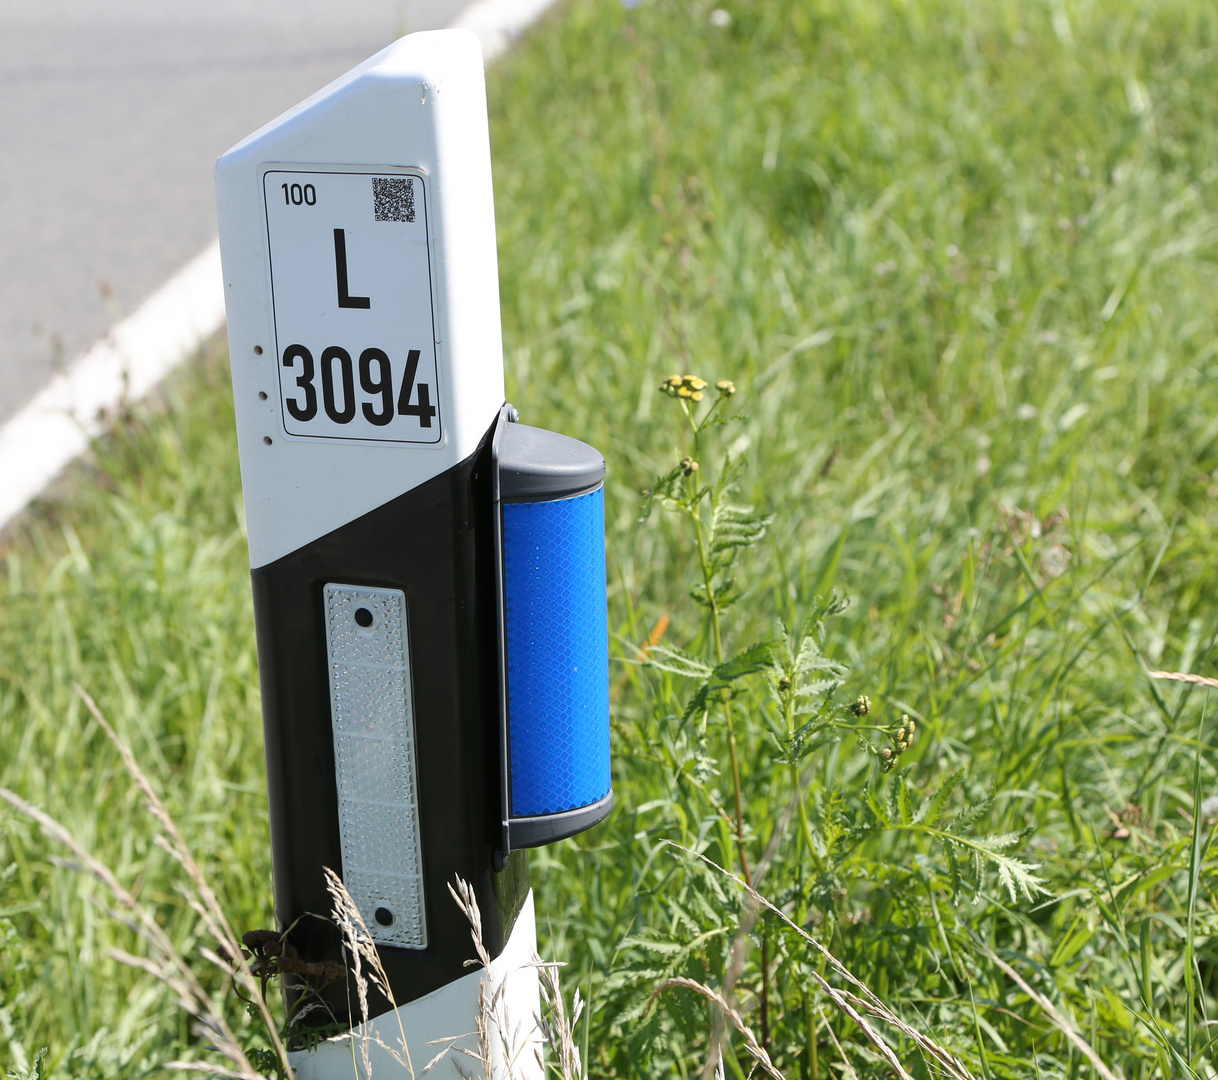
[281,344,436,427]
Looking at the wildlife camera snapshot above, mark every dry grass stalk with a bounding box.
[650,977,784,1080]
[691,755,876,1080]
[693,758,813,1080]
[77,685,293,1075]
[817,1007,860,1080]
[673,843,979,1080]
[447,876,544,1080]
[1148,670,1218,689]
[322,866,422,1079]
[321,869,539,1080]
[975,945,1121,1080]
[0,685,287,1079]
[696,886,758,1080]
[309,871,550,1080]
[446,876,499,1078]
[536,959,584,1080]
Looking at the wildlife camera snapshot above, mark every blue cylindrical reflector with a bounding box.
[503,487,610,817]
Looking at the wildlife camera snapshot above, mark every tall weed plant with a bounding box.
[619,377,1045,1078]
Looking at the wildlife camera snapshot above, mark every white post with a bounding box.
[215,31,540,1079]
[215,29,610,1078]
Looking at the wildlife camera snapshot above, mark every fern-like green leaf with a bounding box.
[865,782,891,827]
[918,768,965,827]
[646,642,714,680]
[897,775,914,826]
[680,682,712,725]
[639,464,686,521]
[709,502,772,558]
[712,641,774,684]
[793,634,848,688]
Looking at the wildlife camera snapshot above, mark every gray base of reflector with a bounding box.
[508,790,613,850]
[289,889,543,1080]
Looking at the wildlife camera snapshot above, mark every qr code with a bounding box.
[373,177,416,223]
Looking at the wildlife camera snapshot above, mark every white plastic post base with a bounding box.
[289,889,543,1079]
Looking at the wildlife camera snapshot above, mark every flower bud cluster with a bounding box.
[680,457,699,476]
[882,714,917,773]
[849,694,871,717]
[660,374,709,401]
[658,374,737,401]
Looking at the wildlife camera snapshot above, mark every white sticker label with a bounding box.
[263,169,442,444]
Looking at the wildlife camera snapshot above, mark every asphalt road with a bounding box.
[0,0,472,426]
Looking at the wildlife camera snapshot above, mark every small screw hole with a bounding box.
[374,907,393,926]
[254,345,264,355]
[263,436,272,445]
[354,607,373,628]
[258,391,268,400]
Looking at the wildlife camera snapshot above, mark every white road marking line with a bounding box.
[453,0,559,60]
[0,0,560,534]
[0,242,224,530]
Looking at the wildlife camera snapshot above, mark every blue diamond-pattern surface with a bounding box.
[504,488,611,816]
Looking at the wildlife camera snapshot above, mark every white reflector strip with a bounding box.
[324,584,427,949]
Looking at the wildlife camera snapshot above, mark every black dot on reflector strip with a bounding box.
[354,607,373,628]
[374,907,394,926]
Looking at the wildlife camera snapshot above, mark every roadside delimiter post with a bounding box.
[214,29,612,1078]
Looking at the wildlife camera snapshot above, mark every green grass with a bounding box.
[4,0,1218,1076]
[0,341,268,1076]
